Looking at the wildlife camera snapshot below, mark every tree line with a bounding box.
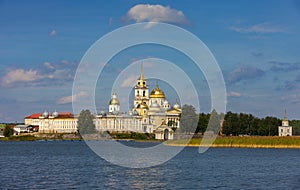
[180,105,300,136]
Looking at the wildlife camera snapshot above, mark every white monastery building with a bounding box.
[25,112,78,133]
[278,110,292,136]
[25,65,181,140]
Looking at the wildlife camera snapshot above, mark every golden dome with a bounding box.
[109,98,119,105]
[150,84,165,98]
[109,92,119,105]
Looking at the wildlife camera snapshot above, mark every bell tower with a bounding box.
[282,109,289,127]
[134,64,149,107]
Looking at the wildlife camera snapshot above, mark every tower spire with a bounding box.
[139,63,145,80]
[284,109,287,121]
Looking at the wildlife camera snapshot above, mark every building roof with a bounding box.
[25,113,41,119]
[25,112,74,119]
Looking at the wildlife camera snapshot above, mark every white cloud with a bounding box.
[227,91,241,97]
[44,62,55,69]
[49,29,57,36]
[121,75,138,88]
[1,69,43,86]
[1,64,75,87]
[125,4,189,27]
[57,91,88,104]
[230,22,284,34]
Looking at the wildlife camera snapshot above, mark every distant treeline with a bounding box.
[179,105,300,136]
[197,111,300,136]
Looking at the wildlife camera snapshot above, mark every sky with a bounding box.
[1,0,300,122]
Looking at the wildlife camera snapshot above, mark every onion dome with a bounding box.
[109,92,120,105]
[150,84,165,98]
[42,111,49,117]
[163,100,169,105]
[173,102,181,109]
[52,111,59,117]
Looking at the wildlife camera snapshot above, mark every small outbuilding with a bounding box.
[14,125,30,135]
[154,120,174,140]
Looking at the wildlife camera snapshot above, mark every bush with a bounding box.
[3,125,13,137]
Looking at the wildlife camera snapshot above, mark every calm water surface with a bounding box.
[1,141,300,189]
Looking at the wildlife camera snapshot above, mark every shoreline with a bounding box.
[2,134,300,149]
[165,143,300,149]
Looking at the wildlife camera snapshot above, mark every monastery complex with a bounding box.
[25,65,181,140]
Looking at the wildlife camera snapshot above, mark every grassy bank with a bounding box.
[0,133,83,141]
[0,132,155,141]
[0,135,40,141]
[165,136,300,148]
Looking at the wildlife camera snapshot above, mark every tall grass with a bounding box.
[166,136,300,147]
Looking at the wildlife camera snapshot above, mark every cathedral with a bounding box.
[95,64,181,139]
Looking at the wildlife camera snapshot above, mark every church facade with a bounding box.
[94,65,181,139]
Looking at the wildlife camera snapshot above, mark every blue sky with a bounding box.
[1,0,300,122]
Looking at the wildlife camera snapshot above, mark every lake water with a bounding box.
[1,141,300,189]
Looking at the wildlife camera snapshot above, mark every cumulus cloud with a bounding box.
[1,69,43,86]
[1,59,77,87]
[227,91,241,97]
[49,29,57,36]
[230,22,284,34]
[57,91,88,104]
[228,65,265,84]
[124,4,189,27]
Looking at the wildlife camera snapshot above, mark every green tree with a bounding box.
[197,113,209,134]
[77,109,96,134]
[3,125,13,137]
[290,120,300,135]
[222,112,239,136]
[180,104,198,134]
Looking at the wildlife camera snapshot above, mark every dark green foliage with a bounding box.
[197,113,209,134]
[221,112,281,136]
[77,109,96,134]
[3,125,13,137]
[180,104,198,134]
[113,132,155,140]
[290,120,300,135]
